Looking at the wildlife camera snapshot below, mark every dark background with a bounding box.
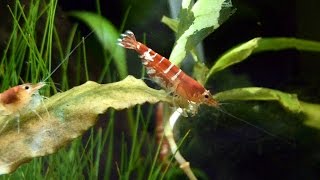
[1,0,320,179]
[57,0,320,103]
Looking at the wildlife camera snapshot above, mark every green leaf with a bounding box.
[300,102,320,129]
[254,37,320,53]
[214,87,302,113]
[206,38,260,81]
[169,0,232,65]
[214,87,320,130]
[161,16,179,32]
[206,38,320,82]
[70,11,128,79]
[0,76,169,174]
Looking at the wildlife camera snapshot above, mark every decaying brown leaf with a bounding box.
[0,76,170,174]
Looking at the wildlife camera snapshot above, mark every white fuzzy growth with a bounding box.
[27,92,43,111]
[0,89,44,135]
[17,92,44,116]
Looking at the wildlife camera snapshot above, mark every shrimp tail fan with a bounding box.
[117,30,138,50]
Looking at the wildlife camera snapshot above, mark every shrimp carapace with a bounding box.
[0,82,45,116]
[118,30,219,110]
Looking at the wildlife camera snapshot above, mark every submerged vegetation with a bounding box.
[0,0,320,179]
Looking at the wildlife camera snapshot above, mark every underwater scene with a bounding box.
[0,0,320,179]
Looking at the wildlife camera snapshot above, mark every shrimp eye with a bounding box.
[204,94,209,99]
[24,85,30,90]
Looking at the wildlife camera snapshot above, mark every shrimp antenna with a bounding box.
[216,105,295,146]
[19,77,25,84]
[42,31,94,82]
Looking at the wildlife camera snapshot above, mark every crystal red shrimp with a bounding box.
[118,31,289,142]
[118,30,219,109]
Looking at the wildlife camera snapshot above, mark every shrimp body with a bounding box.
[118,30,218,108]
[0,82,45,116]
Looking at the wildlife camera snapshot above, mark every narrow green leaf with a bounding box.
[206,38,260,81]
[215,88,320,130]
[254,37,320,53]
[70,11,128,79]
[214,87,302,113]
[0,76,169,174]
[169,0,232,65]
[301,102,320,129]
[161,16,179,32]
[206,38,320,82]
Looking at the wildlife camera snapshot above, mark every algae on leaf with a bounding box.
[0,76,170,175]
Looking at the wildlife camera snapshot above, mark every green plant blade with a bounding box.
[214,87,320,130]
[214,87,302,113]
[169,0,233,65]
[70,11,128,79]
[0,76,169,175]
[300,102,320,129]
[161,16,179,32]
[206,38,320,82]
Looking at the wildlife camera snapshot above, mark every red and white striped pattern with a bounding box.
[118,30,218,108]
